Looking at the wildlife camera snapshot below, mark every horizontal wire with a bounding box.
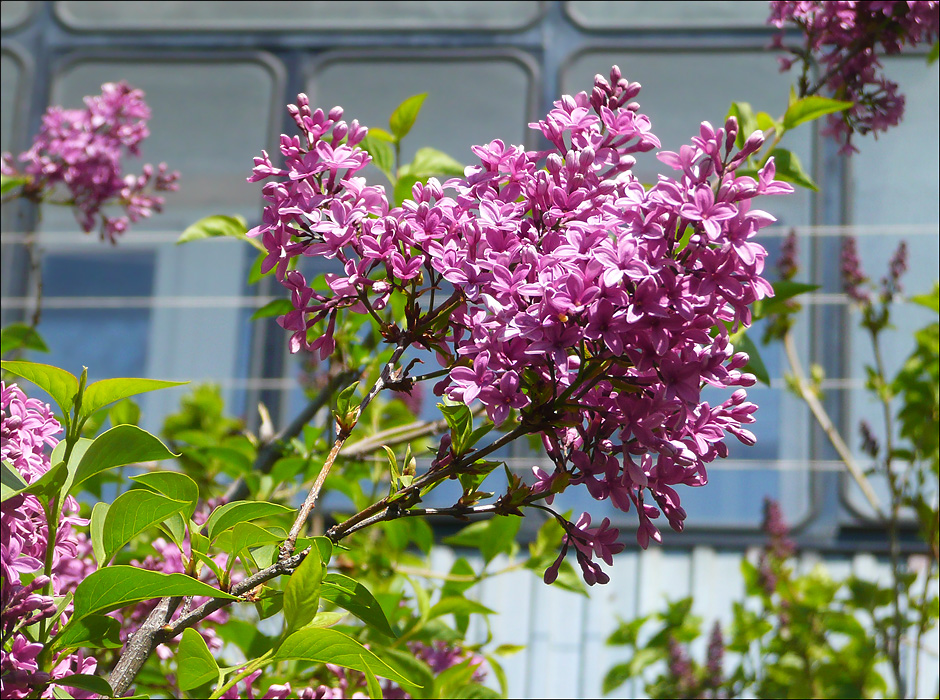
[1,223,938,245]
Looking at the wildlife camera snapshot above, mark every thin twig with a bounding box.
[224,370,357,503]
[280,344,408,556]
[782,331,885,518]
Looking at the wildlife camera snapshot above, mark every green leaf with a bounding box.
[204,501,293,542]
[402,147,465,179]
[782,95,854,131]
[100,490,189,565]
[388,93,427,141]
[274,627,415,686]
[282,546,325,636]
[756,111,779,132]
[394,174,419,207]
[443,515,521,564]
[367,127,396,142]
[335,380,360,419]
[248,251,271,285]
[191,551,225,584]
[321,573,396,638]
[70,425,178,496]
[55,674,114,698]
[1,324,49,356]
[726,101,758,149]
[177,214,262,251]
[228,522,283,559]
[768,148,818,191]
[177,628,221,691]
[361,134,396,182]
[428,596,495,620]
[928,41,939,65]
[90,502,109,566]
[80,378,187,423]
[373,647,433,699]
[251,298,294,321]
[50,614,122,652]
[909,284,939,312]
[215,618,277,659]
[14,460,69,501]
[108,398,140,427]
[71,567,236,624]
[433,658,481,698]
[602,661,633,694]
[452,684,500,699]
[130,470,200,520]
[255,589,284,620]
[1,360,78,416]
[756,280,820,318]
[0,173,31,195]
[160,513,187,549]
[733,331,770,386]
[440,558,477,599]
[362,657,384,700]
[439,402,474,454]
[1,460,28,502]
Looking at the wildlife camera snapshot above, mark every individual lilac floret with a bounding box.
[1,82,179,243]
[770,1,940,154]
[248,66,793,585]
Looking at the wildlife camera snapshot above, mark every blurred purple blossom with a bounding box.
[1,81,179,243]
[770,1,939,154]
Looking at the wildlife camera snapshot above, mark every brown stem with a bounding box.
[327,423,526,542]
[282,434,347,555]
[870,327,906,697]
[279,343,408,556]
[224,370,358,503]
[108,597,175,697]
[782,331,885,517]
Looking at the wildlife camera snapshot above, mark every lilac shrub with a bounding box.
[248,67,793,585]
[0,383,96,698]
[770,1,940,153]
[1,81,179,242]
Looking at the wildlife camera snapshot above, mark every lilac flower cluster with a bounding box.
[249,67,793,584]
[840,235,908,306]
[757,498,796,594]
[1,383,97,699]
[1,82,179,242]
[770,1,940,154]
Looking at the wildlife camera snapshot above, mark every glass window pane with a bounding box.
[843,57,940,518]
[0,51,22,151]
[1,50,27,304]
[562,50,814,229]
[39,250,155,381]
[566,1,770,30]
[1,1,32,31]
[37,58,279,424]
[56,1,543,31]
[308,54,534,169]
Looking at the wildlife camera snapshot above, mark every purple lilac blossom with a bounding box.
[770,1,940,154]
[0,82,179,243]
[248,67,793,585]
[1,382,97,699]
